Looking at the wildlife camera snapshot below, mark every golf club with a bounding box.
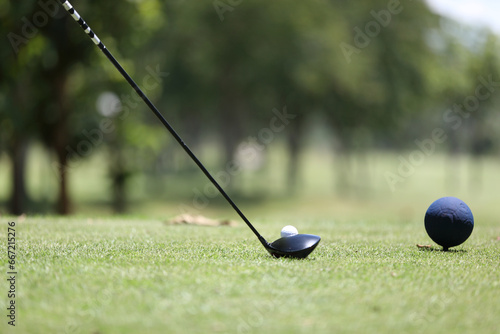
[58,0,321,258]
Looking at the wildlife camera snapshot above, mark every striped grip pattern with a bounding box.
[61,0,104,49]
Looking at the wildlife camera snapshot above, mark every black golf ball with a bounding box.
[424,197,474,250]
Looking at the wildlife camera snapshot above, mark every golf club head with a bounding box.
[266,234,321,259]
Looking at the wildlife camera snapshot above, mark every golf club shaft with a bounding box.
[59,0,268,246]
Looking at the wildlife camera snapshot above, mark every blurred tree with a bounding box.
[322,0,445,193]
[3,0,500,214]
[464,32,500,191]
[422,22,500,192]
[0,1,45,214]
[158,0,347,192]
[1,0,166,214]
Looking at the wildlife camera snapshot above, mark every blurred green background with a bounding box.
[1,0,500,221]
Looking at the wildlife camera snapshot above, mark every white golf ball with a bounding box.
[281,225,298,238]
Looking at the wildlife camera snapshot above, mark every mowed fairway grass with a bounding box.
[2,214,499,334]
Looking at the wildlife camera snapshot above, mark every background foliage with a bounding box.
[1,0,500,215]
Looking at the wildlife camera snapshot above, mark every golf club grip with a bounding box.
[59,1,268,246]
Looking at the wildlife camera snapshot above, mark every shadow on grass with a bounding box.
[417,245,468,253]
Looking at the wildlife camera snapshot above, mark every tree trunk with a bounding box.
[55,145,71,214]
[445,130,461,193]
[8,139,29,215]
[286,117,304,194]
[111,146,128,214]
[113,172,127,214]
[53,73,71,215]
[332,131,354,196]
[219,66,244,170]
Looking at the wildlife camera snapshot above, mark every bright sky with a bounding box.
[426,0,500,34]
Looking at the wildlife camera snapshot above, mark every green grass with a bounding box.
[1,215,499,334]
